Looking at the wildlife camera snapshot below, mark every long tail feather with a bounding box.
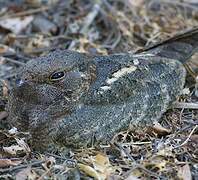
[137,27,198,63]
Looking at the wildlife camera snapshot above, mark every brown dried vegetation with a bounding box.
[0,0,197,179]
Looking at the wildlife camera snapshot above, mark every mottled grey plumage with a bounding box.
[8,27,198,150]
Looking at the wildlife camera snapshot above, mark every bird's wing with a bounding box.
[55,54,186,145]
[85,54,185,106]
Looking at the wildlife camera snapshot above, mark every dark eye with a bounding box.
[50,71,65,81]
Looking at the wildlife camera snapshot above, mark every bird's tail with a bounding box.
[137,27,198,63]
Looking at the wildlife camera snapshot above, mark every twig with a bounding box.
[46,153,69,161]
[0,7,50,20]
[160,0,198,11]
[2,73,17,80]
[122,141,152,146]
[174,125,198,149]
[0,160,44,174]
[24,46,57,54]
[113,142,161,178]
[80,2,102,35]
[183,120,198,125]
[123,164,162,179]
[113,142,136,163]
[68,1,102,50]
[37,167,52,180]
[172,102,198,109]
[1,57,25,66]
[102,31,121,49]
[184,64,197,79]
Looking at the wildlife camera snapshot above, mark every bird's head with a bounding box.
[12,50,96,107]
[8,49,97,137]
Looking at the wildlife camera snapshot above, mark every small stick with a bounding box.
[122,141,152,146]
[0,7,50,20]
[174,125,198,149]
[113,142,136,163]
[0,160,44,174]
[80,3,102,35]
[172,102,198,109]
[68,1,102,50]
[1,57,25,66]
[37,167,52,180]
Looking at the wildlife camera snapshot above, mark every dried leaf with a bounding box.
[128,0,144,7]
[156,146,174,157]
[0,111,8,121]
[3,145,24,155]
[0,158,22,168]
[8,127,18,135]
[42,156,56,170]
[24,35,50,54]
[0,44,15,54]
[178,164,192,180]
[16,167,31,180]
[78,163,101,180]
[15,138,31,154]
[182,88,190,95]
[91,153,114,179]
[92,154,110,171]
[152,122,171,135]
[0,16,34,34]
[16,167,38,180]
[125,174,140,180]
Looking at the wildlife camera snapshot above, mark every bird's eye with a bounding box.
[50,71,65,81]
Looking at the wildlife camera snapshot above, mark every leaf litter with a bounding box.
[0,0,198,179]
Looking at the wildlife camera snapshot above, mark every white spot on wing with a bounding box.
[106,77,118,84]
[133,53,154,57]
[80,73,86,78]
[78,103,84,109]
[100,86,111,91]
[133,59,139,65]
[106,66,137,84]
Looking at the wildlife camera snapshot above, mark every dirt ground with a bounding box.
[0,0,198,179]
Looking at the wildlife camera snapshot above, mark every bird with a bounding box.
[7,27,198,151]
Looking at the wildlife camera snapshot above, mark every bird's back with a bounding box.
[54,54,186,147]
[55,28,198,147]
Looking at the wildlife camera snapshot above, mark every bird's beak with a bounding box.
[12,78,34,99]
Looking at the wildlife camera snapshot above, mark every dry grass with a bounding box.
[0,0,197,179]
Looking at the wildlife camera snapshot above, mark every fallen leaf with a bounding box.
[152,122,171,135]
[0,44,15,54]
[128,0,144,7]
[3,145,24,155]
[15,138,31,154]
[16,167,38,180]
[92,153,111,172]
[2,80,9,97]
[0,111,8,121]
[91,153,114,179]
[8,127,18,135]
[0,158,22,168]
[0,16,34,34]
[156,146,174,157]
[125,174,140,180]
[178,164,192,180]
[42,156,56,170]
[182,88,190,95]
[78,163,101,180]
[24,35,50,54]
[16,167,31,180]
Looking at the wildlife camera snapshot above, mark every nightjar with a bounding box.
[8,27,198,150]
